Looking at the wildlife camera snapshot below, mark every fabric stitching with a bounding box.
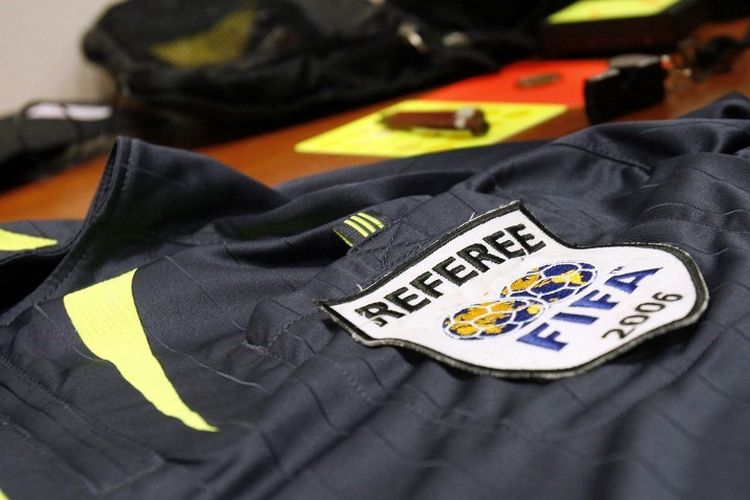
[551,141,651,172]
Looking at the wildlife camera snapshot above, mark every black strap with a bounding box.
[0,101,171,190]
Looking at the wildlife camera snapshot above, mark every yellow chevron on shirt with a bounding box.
[0,228,57,252]
[63,269,217,432]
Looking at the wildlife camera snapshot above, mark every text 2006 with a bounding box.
[602,292,683,340]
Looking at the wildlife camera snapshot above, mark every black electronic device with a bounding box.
[584,54,667,124]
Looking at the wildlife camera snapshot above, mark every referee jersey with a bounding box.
[0,94,748,499]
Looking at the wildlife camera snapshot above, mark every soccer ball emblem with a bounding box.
[443,261,597,340]
[500,262,597,303]
[443,298,545,339]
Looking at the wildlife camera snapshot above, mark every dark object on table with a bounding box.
[515,72,561,88]
[381,108,490,136]
[673,32,750,81]
[0,103,111,188]
[584,54,667,124]
[0,102,168,190]
[0,1,575,191]
[539,0,710,57]
[83,0,571,133]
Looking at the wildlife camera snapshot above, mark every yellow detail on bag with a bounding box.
[150,7,255,67]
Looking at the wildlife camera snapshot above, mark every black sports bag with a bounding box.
[83,0,571,131]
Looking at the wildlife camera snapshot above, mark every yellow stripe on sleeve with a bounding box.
[0,228,57,251]
[63,270,217,432]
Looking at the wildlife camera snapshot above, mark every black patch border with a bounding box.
[318,201,710,380]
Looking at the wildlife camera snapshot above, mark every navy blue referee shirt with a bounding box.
[0,94,748,499]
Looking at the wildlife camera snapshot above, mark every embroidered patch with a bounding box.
[319,202,709,379]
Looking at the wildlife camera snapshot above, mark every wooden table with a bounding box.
[1,19,749,223]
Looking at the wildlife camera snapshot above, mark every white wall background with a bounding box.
[0,1,117,115]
